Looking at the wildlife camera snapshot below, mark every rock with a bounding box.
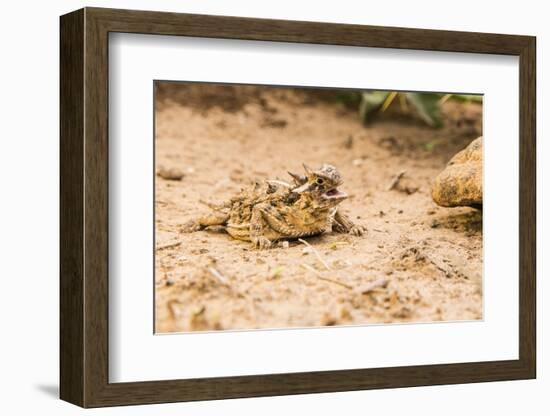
[432,137,482,208]
[157,166,184,181]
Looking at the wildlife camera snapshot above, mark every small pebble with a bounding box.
[157,167,184,180]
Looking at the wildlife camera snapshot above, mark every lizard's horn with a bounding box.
[288,171,307,185]
[293,182,310,193]
[302,163,312,175]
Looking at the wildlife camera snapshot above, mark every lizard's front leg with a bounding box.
[250,204,274,249]
[332,209,365,236]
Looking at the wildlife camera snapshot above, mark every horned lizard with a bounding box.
[183,164,365,249]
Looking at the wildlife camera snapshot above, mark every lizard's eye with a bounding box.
[316,178,325,185]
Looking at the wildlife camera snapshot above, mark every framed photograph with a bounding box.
[60,7,536,408]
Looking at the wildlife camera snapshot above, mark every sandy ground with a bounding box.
[154,83,483,333]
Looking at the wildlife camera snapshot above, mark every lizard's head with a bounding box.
[289,164,348,207]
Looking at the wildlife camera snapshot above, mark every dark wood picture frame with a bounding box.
[60,7,536,408]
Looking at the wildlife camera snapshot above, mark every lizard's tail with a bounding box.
[199,199,229,211]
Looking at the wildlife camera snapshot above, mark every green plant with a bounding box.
[357,91,481,128]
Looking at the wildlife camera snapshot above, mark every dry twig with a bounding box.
[300,263,353,290]
[298,238,331,270]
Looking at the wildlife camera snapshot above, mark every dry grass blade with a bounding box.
[387,170,406,191]
[207,266,231,286]
[300,263,353,290]
[157,241,182,251]
[357,278,389,294]
[329,241,350,250]
[298,238,331,270]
